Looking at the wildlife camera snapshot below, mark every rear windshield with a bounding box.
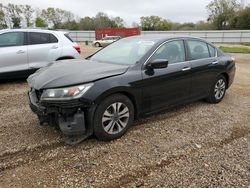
[64,34,74,42]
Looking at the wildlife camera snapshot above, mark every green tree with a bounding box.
[155,19,171,30]
[5,3,23,28]
[235,7,250,29]
[41,8,59,28]
[0,3,7,29]
[57,21,79,30]
[140,16,160,30]
[21,5,34,27]
[140,16,171,31]
[207,0,240,30]
[171,22,181,30]
[177,22,196,30]
[94,12,117,29]
[112,17,125,28]
[41,8,76,29]
[79,16,95,30]
[195,21,214,30]
[63,11,75,23]
[35,17,48,28]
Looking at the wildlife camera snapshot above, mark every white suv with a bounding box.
[0,29,81,78]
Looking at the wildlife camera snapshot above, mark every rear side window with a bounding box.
[29,32,58,45]
[150,40,186,64]
[0,32,25,47]
[208,44,216,57]
[64,34,74,42]
[50,34,58,43]
[187,40,210,60]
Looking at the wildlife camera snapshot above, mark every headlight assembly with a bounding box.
[40,83,94,101]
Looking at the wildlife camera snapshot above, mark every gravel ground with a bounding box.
[0,45,249,188]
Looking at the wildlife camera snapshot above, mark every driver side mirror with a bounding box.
[147,59,169,69]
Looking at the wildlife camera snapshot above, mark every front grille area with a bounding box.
[41,99,86,108]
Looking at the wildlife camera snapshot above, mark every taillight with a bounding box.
[73,44,81,54]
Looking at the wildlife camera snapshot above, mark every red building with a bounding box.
[95,28,141,40]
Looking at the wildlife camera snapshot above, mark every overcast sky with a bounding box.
[2,0,214,25]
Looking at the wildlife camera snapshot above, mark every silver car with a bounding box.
[0,29,81,78]
[93,36,121,47]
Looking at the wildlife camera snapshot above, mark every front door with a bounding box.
[0,32,28,74]
[142,40,192,113]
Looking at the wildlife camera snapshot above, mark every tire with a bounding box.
[95,42,101,47]
[56,57,74,61]
[93,94,134,141]
[206,75,227,104]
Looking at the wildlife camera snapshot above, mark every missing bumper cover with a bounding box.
[58,112,86,136]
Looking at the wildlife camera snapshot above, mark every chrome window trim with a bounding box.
[143,38,219,69]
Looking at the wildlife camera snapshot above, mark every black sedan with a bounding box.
[27,35,236,144]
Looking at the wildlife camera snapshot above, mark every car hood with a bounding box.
[27,59,129,90]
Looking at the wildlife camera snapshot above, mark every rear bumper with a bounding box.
[28,90,92,136]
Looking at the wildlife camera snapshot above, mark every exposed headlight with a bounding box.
[41,83,94,101]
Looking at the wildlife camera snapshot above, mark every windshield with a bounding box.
[90,38,155,65]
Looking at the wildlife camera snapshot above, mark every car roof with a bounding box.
[0,28,67,35]
[127,34,209,43]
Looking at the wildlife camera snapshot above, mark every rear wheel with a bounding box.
[93,94,134,141]
[206,75,227,104]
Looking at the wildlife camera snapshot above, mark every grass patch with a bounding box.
[240,42,250,46]
[219,46,250,54]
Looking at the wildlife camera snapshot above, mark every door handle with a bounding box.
[51,46,59,49]
[16,50,25,54]
[182,67,191,71]
[211,61,219,65]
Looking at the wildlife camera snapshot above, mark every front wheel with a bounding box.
[95,42,101,47]
[206,75,227,104]
[93,94,134,141]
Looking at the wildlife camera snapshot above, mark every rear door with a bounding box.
[186,39,219,99]
[0,31,28,74]
[142,40,192,112]
[27,32,61,69]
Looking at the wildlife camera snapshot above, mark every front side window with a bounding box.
[29,32,58,45]
[187,40,210,60]
[150,40,186,64]
[0,32,25,47]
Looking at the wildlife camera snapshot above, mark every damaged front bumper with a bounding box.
[28,89,94,137]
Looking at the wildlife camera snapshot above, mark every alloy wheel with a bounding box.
[102,102,130,135]
[214,79,226,100]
